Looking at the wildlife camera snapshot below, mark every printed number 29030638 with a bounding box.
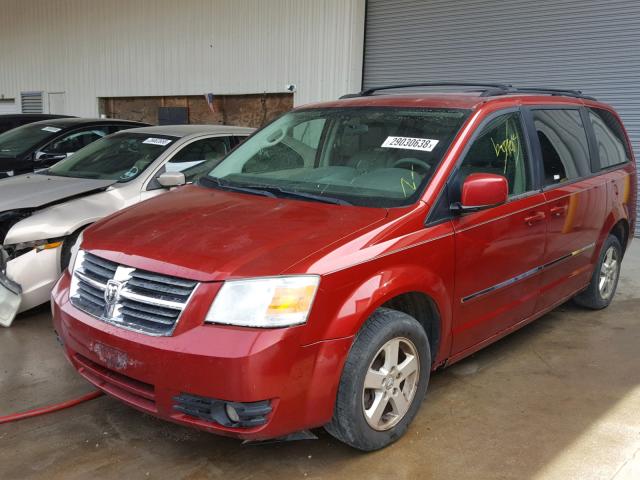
[381,136,439,152]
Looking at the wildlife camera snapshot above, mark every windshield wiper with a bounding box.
[257,186,352,206]
[200,176,277,198]
[201,177,351,205]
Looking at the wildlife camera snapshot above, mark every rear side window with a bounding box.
[588,108,631,169]
[532,109,591,186]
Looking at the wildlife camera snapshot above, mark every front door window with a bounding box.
[460,112,531,196]
[165,137,231,183]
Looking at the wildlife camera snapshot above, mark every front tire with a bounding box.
[574,234,622,310]
[325,308,431,451]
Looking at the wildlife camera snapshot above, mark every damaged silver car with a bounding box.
[0,124,253,326]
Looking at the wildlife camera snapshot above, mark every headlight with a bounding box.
[205,276,320,328]
[10,239,64,252]
[3,238,64,262]
[68,234,84,274]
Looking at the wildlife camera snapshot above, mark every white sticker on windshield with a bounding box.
[142,137,173,146]
[381,136,439,152]
[41,126,62,133]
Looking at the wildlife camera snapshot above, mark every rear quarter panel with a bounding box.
[598,163,637,252]
[585,102,637,251]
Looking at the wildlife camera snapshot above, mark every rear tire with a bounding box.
[574,234,622,310]
[325,308,431,451]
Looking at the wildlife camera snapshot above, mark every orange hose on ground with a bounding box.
[0,391,103,425]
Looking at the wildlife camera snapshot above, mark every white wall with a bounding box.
[0,100,20,114]
[0,0,365,116]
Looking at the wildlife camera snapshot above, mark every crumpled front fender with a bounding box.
[4,189,127,245]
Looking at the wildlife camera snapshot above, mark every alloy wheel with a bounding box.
[362,337,420,431]
[599,246,620,300]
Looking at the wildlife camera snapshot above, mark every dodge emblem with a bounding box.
[104,279,122,318]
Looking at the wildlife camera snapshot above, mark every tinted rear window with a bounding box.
[588,108,631,169]
[532,109,591,186]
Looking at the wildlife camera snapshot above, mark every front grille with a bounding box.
[126,270,196,303]
[83,253,118,283]
[70,251,198,336]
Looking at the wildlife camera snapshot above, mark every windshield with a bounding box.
[204,107,469,207]
[47,133,176,181]
[0,123,63,157]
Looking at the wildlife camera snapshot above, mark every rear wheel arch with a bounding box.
[597,213,630,262]
[574,233,622,309]
[610,219,630,255]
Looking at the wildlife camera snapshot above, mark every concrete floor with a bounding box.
[1,245,639,480]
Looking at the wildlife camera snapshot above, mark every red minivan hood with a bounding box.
[84,185,389,282]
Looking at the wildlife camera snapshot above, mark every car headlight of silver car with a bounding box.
[10,239,64,253]
[3,238,65,263]
[205,275,320,328]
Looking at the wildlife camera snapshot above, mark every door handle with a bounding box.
[524,211,546,226]
[550,205,567,217]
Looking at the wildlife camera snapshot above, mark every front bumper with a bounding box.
[0,271,21,327]
[52,271,352,440]
[3,245,62,318]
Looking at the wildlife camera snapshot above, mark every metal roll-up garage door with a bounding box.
[364,0,640,235]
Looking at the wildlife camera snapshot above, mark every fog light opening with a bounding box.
[173,393,273,428]
[225,403,240,423]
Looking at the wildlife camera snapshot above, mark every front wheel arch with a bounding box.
[382,291,441,365]
[315,264,453,366]
[60,225,91,271]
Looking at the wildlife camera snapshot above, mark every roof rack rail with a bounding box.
[340,82,513,99]
[490,87,597,101]
[340,83,596,101]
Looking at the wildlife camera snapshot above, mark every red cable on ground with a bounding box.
[0,390,104,425]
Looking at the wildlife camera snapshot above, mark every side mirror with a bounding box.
[451,173,508,214]
[157,171,186,188]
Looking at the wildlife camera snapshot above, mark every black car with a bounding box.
[0,118,149,177]
[0,114,75,135]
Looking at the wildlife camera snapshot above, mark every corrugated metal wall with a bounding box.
[0,0,365,116]
[364,0,640,235]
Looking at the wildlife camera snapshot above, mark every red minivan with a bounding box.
[51,84,637,450]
